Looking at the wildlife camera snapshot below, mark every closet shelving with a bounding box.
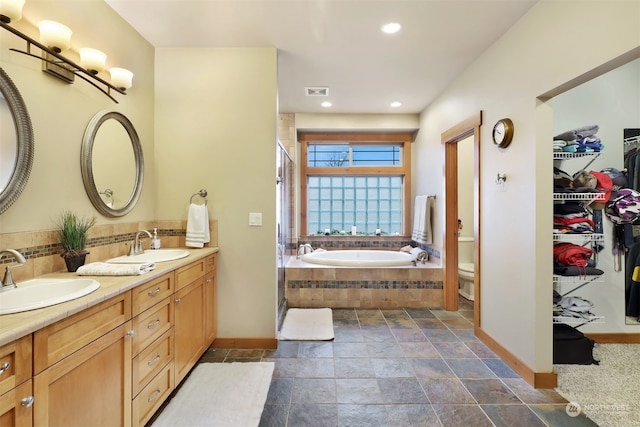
[553,151,605,326]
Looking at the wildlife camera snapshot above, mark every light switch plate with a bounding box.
[249,212,262,226]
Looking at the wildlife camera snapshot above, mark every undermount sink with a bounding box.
[0,278,100,315]
[106,249,190,264]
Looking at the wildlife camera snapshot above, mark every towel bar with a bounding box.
[190,189,208,205]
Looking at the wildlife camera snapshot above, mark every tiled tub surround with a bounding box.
[286,257,443,309]
[0,219,218,283]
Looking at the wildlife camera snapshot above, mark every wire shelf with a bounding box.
[553,192,605,202]
[553,315,605,325]
[552,233,604,242]
[553,152,601,160]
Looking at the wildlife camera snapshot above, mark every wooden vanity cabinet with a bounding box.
[174,277,206,384]
[32,293,132,427]
[0,251,217,427]
[204,255,217,344]
[0,336,32,427]
[130,272,175,427]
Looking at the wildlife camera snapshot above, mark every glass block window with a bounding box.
[307,175,403,234]
[299,133,412,236]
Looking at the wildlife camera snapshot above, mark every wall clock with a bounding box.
[492,118,514,148]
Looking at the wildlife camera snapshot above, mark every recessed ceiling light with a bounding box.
[321,101,332,108]
[390,101,402,108]
[381,22,401,34]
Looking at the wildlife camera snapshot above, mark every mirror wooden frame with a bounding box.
[81,110,144,217]
[0,66,34,215]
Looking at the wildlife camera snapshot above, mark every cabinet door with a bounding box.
[33,322,132,427]
[174,278,205,384]
[0,335,31,396]
[0,380,32,427]
[204,271,217,346]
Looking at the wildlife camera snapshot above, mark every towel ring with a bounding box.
[190,189,208,205]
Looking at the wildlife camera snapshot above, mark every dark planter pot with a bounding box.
[64,252,88,272]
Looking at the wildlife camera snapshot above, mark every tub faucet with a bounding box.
[0,249,26,291]
[297,244,313,259]
[130,230,153,256]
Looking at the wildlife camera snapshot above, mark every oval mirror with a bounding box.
[81,110,143,217]
[0,67,34,214]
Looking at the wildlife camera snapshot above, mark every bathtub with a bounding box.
[301,250,414,267]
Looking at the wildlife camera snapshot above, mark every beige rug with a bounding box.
[279,308,334,340]
[151,362,274,427]
[555,344,640,427]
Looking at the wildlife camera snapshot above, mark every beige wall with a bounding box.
[154,48,278,339]
[414,0,640,373]
[0,0,156,235]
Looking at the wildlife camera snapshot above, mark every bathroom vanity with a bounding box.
[0,247,218,427]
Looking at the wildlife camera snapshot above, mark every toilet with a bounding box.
[458,236,475,301]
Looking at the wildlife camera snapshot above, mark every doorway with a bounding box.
[442,112,482,328]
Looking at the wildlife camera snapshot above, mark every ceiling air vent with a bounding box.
[305,86,329,96]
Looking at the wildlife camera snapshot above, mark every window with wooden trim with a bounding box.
[299,132,413,236]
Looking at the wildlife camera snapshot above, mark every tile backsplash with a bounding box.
[0,219,218,282]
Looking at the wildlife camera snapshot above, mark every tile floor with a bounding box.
[156,298,598,426]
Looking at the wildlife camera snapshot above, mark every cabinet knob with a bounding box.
[126,330,135,337]
[21,396,34,407]
[148,287,161,297]
[0,361,9,375]
[147,319,161,329]
[175,298,182,304]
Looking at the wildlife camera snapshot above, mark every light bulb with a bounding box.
[80,48,107,74]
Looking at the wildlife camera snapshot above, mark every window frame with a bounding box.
[298,132,413,236]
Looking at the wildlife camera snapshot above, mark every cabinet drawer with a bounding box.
[132,328,174,397]
[34,292,131,374]
[132,272,174,316]
[132,297,173,357]
[0,335,31,396]
[0,379,32,427]
[132,363,174,427]
[175,258,206,291]
[205,254,216,274]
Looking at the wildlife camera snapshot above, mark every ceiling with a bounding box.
[105,0,538,114]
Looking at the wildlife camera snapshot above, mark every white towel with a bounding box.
[411,195,434,245]
[77,262,155,276]
[409,247,428,261]
[186,203,210,248]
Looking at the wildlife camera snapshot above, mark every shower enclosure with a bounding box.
[276,141,294,328]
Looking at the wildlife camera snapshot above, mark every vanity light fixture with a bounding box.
[0,0,24,23]
[0,2,131,103]
[38,20,71,52]
[79,48,106,74]
[109,67,133,90]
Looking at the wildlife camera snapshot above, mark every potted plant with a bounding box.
[56,210,96,272]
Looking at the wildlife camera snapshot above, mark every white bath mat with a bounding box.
[151,362,274,427]
[279,308,334,341]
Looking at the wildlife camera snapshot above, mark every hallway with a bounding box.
[199,300,596,427]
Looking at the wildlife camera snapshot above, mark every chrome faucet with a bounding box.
[297,243,313,259]
[0,249,27,291]
[130,230,152,256]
